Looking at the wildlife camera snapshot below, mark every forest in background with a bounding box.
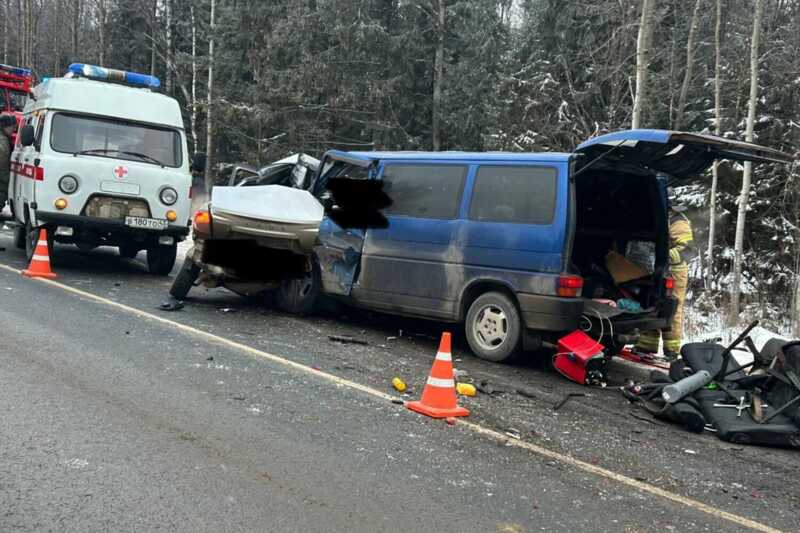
[2,0,799,335]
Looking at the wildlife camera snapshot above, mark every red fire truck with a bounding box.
[0,63,34,136]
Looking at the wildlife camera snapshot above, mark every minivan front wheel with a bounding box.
[465,292,521,363]
[276,257,320,316]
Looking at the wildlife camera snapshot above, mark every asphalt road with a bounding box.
[0,225,798,532]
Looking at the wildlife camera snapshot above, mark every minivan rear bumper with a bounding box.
[517,293,584,331]
[518,293,678,335]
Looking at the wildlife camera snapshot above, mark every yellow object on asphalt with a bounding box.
[456,383,477,397]
[391,377,407,393]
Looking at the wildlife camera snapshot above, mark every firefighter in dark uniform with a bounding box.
[636,189,694,359]
[0,114,17,211]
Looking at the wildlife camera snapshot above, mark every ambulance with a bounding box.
[8,63,192,275]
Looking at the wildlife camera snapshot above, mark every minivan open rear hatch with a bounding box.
[570,129,795,339]
[574,129,796,178]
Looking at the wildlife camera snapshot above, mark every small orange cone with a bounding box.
[22,229,57,280]
[406,332,469,419]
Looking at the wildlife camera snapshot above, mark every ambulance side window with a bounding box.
[34,113,45,150]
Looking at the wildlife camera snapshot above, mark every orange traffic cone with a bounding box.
[406,332,469,419]
[22,229,57,280]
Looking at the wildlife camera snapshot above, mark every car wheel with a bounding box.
[13,224,26,249]
[170,259,201,299]
[118,244,139,259]
[465,291,522,363]
[24,221,52,263]
[276,257,320,315]
[147,244,178,275]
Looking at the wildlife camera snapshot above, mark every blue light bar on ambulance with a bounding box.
[66,63,161,89]
[0,64,32,77]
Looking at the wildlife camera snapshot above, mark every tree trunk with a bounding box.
[204,0,217,193]
[431,0,445,151]
[165,0,173,95]
[190,4,199,154]
[631,0,654,129]
[71,0,81,59]
[150,0,157,77]
[98,0,106,66]
[706,0,722,289]
[2,0,7,64]
[673,0,702,130]
[730,0,765,324]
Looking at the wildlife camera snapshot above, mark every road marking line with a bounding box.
[0,262,781,533]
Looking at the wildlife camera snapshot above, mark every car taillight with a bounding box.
[664,276,675,297]
[193,209,211,234]
[558,275,584,298]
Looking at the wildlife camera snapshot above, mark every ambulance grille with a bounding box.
[82,195,151,220]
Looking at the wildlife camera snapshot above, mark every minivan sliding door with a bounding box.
[354,163,467,319]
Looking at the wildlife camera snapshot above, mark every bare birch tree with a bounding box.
[673,0,702,130]
[706,0,722,288]
[204,0,217,192]
[730,0,765,323]
[631,0,654,129]
[432,0,445,150]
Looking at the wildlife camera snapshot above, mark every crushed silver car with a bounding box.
[169,154,324,307]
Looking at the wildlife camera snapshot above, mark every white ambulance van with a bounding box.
[8,63,192,275]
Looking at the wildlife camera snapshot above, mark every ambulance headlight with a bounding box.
[58,175,79,194]
[160,187,178,206]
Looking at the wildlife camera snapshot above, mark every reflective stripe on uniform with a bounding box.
[635,331,661,352]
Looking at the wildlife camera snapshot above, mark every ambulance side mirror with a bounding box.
[190,152,206,174]
[20,125,35,147]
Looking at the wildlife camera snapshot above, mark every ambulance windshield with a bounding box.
[50,112,182,168]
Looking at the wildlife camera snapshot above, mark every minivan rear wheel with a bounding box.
[465,291,521,363]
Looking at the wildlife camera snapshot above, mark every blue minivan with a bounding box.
[281,130,793,362]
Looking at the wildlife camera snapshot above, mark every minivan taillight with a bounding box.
[558,275,584,298]
[664,276,675,297]
[193,209,211,234]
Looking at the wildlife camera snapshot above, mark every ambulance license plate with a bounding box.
[125,216,168,231]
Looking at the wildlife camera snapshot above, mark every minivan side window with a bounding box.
[469,165,557,225]
[381,164,466,219]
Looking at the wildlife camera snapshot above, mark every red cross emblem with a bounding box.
[113,165,129,179]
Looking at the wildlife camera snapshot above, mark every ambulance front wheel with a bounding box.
[147,243,177,275]
[24,221,53,263]
[13,225,26,249]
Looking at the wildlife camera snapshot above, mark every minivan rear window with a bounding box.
[381,164,466,220]
[469,165,557,225]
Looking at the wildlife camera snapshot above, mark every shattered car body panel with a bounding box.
[210,185,323,255]
[174,154,322,298]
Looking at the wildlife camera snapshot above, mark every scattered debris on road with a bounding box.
[552,392,586,411]
[456,383,477,397]
[392,377,407,392]
[329,335,369,346]
[157,297,184,311]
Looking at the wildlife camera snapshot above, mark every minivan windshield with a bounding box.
[50,112,183,168]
